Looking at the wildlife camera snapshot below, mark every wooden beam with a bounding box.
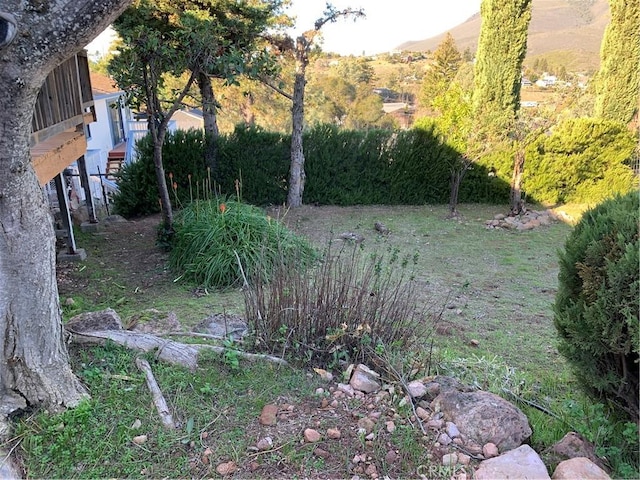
[31,130,87,186]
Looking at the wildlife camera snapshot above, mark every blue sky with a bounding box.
[87,0,483,58]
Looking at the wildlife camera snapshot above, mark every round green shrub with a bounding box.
[554,190,639,420]
[169,199,317,288]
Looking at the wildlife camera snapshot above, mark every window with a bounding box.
[109,100,125,145]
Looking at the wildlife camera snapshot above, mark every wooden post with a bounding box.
[54,172,78,254]
[76,155,97,223]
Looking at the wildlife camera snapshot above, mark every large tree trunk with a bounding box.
[287,40,308,208]
[197,72,219,174]
[0,0,131,415]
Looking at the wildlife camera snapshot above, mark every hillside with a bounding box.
[396,0,609,72]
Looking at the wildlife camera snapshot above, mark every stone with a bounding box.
[357,417,376,434]
[215,461,238,476]
[546,432,608,472]
[426,418,444,430]
[415,406,430,420]
[442,453,458,466]
[446,421,460,438]
[552,457,611,479]
[337,383,356,397]
[304,428,322,443]
[256,437,273,451]
[406,380,427,398]
[385,450,399,463]
[385,421,396,433]
[483,442,499,458]
[195,313,247,340]
[349,364,381,394]
[438,433,452,446]
[128,309,180,334]
[475,445,550,480]
[313,447,330,459]
[431,390,532,452]
[66,308,123,333]
[364,463,378,478]
[458,453,471,465]
[132,435,147,445]
[259,404,278,426]
[327,428,341,439]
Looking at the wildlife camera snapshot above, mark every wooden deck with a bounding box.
[31,130,86,186]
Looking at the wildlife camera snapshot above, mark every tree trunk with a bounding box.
[287,40,308,208]
[242,91,256,126]
[0,78,88,414]
[151,125,173,230]
[510,148,525,215]
[197,71,219,174]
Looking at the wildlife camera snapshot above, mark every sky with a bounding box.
[87,0,483,58]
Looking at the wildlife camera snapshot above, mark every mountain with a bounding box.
[396,0,609,72]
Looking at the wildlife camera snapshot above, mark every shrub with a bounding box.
[554,190,639,420]
[245,243,440,370]
[524,118,637,205]
[169,199,317,288]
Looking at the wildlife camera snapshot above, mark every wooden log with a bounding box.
[135,357,176,429]
[68,329,289,370]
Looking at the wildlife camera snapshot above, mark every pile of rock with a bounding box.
[485,209,556,231]
[343,366,611,480]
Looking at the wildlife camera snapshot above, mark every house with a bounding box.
[30,51,97,260]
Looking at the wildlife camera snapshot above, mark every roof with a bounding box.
[90,71,122,97]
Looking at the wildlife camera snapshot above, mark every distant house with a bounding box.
[172,109,205,131]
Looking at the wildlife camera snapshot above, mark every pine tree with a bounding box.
[471,0,532,145]
[419,33,462,111]
[594,0,640,124]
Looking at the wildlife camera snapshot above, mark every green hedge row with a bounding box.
[112,118,637,217]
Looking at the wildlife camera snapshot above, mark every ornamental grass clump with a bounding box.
[244,243,441,370]
[169,199,317,288]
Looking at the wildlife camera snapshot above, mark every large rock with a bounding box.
[552,457,611,479]
[475,444,550,480]
[349,364,381,394]
[545,432,608,472]
[65,308,123,332]
[431,389,532,452]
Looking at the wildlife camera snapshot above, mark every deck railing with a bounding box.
[30,51,94,146]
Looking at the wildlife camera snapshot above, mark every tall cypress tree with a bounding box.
[471,0,532,145]
[594,0,640,124]
[419,33,462,111]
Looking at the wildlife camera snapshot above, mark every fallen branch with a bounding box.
[136,357,176,429]
[68,329,288,370]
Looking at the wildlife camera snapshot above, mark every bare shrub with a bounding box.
[244,242,441,371]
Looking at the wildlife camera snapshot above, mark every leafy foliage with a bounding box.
[169,199,317,288]
[419,33,463,111]
[554,190,639,421]
[524,118,637,204]
[593,0,640,124]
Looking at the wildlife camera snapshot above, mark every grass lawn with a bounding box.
[11,203,638,479]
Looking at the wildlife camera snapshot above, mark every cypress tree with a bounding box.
[419,33,463,110]
[471,0,532,145]
[594,0,640,124]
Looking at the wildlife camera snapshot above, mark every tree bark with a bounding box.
[510,148,525,215]
[287,37,308,208]
[197,71,219,174]
[0,0,131,414]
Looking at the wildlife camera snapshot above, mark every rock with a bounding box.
[337,383,356,397]
[216,461,238,476]
[546,432,608,472]
[132,435,147,445]
[442,453,458,466]
[66,308,123,332]
[438,433,452,446]
[304,428,322,443]
[475,445,550,480]
[552,457,611,479]
[415,406,430,420]
[385,421,396,433]
[458,453,471,465]
[374,222,390,234]
[130,419,142,430]
[64,297,75,306]
[313,447,331,459]
[426,418,444,430]
[494,213,506,220]
[483,442,499,458]
[385,450,399,463]
[350,364,381,394]
[256,437,273,451]
[364,463,378,478]
[431,389,532,452]
[313,368,334,382]
[446,421,460,438]
[259,404,278,426]
[195,313,247,340]
[327,428,341,439]
[128,309,180,334]
[406,380,427,398]
[357,417,376,434]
